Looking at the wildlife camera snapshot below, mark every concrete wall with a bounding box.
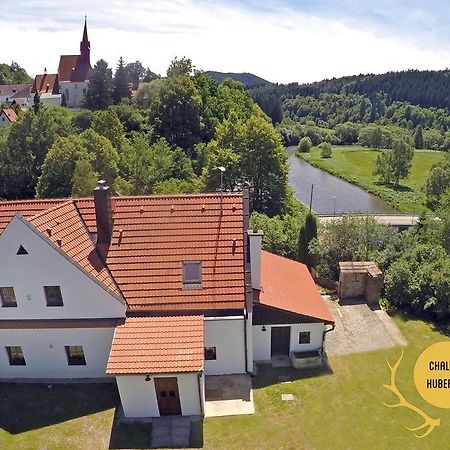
[0,216,126,320]
[60,81,89,108]
[116,372,203,418]
[0,327,115,378]
[252,322,325,362]
[204,317,246,375]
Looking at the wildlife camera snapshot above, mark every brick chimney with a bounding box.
[247,229,264,290]
[94,180,112,244]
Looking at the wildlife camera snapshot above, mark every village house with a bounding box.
[0,84,31,109]
[0,108,18,126]
[0,185,334,418]
[31,71,61,106]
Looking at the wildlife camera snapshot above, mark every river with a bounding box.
[286,147,397,214]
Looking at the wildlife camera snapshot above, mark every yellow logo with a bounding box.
[414,341,450,409]
[383,349,441,438]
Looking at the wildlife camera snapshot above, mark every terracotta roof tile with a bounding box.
[28,201,120,296]
[258,251,335,324]
[0,193,246,312]
[1,108,18,122]
[31,73,59,94]
[107,315,204,374]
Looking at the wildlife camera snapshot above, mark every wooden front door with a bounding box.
[154,377,182,416]
[271,326,291,356]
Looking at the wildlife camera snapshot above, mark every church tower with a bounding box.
[79,17,90,65]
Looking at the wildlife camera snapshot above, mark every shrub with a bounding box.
[297,136,312,153]
[320,142,332,158]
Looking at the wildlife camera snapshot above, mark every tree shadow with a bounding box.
[374,181,413,192]
[0,382,118,434]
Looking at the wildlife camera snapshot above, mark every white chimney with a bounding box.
[247,229,263,290]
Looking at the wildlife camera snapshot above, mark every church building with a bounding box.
[57,18,93,108]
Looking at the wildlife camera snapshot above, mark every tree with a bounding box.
[149,75,201,150]
[320,142,332,158]
[374,138,414,185]
[83,59,113,110]
[297,136,312,153]
[61,92,67,107]
[167,57,195,78]
[113,57,131,103]
[425,158,450,200]
[0,62,33,84]
[124,61,145,86]
[33,92,42,113]
[0,107,72,199]
[298,213,318,268]
[414,125,424,149]
[71,159,98,197]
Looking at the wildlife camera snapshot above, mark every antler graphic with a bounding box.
[383,349,440,438]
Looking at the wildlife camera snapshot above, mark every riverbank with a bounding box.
[298,146,445,212]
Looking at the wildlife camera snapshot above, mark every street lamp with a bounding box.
[218,166,226,192]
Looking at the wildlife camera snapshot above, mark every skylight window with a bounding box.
[182,261,202,289]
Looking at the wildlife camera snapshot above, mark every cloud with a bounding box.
[4,0,450,83]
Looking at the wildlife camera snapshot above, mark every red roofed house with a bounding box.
[58,18,93,108]
[0,185,334,419]
[0,108,18,126]
[31,71,61,106]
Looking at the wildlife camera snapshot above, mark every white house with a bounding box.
[0,84,31,108]
[0,185,334,418]
[0,108,18,126]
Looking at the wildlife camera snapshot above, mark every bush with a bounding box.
[320,142,332,158]
[297,136,312,153]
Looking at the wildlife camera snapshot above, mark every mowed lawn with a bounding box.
[299,146,446,212]
[1,318,449,450]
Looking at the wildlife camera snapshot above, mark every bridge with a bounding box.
[316,213,421,231]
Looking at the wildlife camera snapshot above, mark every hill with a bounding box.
[205,71,271,87]
[0,62,33,85]
[251,69,450,111]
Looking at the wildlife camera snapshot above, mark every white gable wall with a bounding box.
[116,373,203,418]
[0,327,116,378]
[60,81,89,108]
[0,216,126,320]
[204,317,246,375]
[253,322,326,362]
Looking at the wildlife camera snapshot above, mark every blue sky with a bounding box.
[4,1,450,83]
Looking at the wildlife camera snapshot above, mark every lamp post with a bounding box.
[218,166,226,192]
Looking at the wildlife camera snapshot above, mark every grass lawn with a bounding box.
[1,318,449,449]
[299,146,446,212]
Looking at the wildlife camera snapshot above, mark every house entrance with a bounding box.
[154,377,182,416]
[271,326,291,356]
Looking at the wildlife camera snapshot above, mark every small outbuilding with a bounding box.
[338,261,383,305]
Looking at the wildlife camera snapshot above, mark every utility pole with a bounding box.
[309,184,314,213]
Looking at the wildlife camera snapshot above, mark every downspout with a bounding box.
[243,311,248,373]
[322,323,335,358]
[197,371,204,417]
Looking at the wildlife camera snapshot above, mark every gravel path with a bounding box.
[323,296,407,356]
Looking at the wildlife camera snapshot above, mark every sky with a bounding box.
[3,0,450,84]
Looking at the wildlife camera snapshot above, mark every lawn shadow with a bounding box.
[253,360,333,390]
[0,382,118,435]
[190,417,204,448]
[392,311,450,337]
[108,407,152,449]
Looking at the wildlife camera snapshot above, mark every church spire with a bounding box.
[80,16,90,65]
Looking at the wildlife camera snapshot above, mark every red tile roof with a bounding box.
[32,73,59,94]
[0,193,246,312]
[106,315,204,374]
[58,55,92,82]
[257,250,335,324]
[1,108,18,122]
[27,201,120,296]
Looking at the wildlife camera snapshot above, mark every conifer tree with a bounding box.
[113,57,131,104]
